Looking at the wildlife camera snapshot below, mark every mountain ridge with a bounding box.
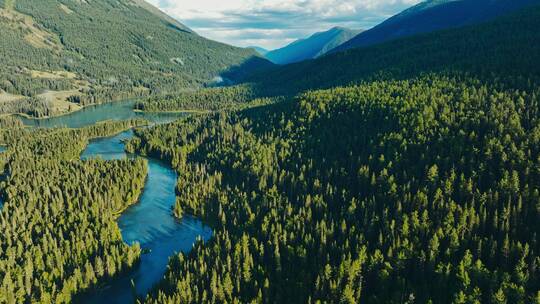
[242,4,540,96]
[0,0,271,117]
[332,0,540,53]
[130,0,193,33]
[248,46,269,56]
[265,26,361,65]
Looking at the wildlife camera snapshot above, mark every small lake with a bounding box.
[20,100,184,128]
[77,131,212,303]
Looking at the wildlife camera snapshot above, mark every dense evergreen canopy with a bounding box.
[0,2,539,304]
[125,6,540,304]
[129,74,540,303]
[0,120,148,302]
[135,5,540,114]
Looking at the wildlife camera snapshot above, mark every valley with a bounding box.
[0,0,539,303]
[77,130,212,303]
[0,0,270,118]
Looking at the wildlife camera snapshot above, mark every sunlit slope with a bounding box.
[0,0,270,115]
[266,27,361,64]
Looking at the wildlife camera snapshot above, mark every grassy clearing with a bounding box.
[0,90,24,103]
[59,4,73,14]
[30,70,77,79]
[0,8,62,50]
[4,0,15,11]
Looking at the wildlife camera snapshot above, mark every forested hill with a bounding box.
[130,0,192,33]
[246,5,540,96]
[114,2,540,302]
[0,0,270,117]
[332,0,540,53]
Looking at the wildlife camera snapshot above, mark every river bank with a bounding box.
[77,130,212,303]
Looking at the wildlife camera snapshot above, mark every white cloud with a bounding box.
[145,0,421,49]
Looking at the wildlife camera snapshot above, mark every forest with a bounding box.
[134,5,540,114]
[122,6,540,304]
[0,119,149,302]
[128,73,540,303]
[0,1,539,304]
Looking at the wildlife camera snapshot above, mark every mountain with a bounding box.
[265,27,361,65]
[138,4,540,111]
[2,1,540,303]
[248,46,269,56]
[333,0,540,53]
[0,0,271,117]
[245,4,540,96]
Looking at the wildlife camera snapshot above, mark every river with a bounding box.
[16,101,212,303]
[77,130,212,303]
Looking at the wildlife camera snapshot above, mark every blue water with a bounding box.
[20,100,185,128]
[78,130,212,303]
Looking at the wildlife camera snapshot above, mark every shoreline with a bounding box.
[78,130,211,303]
[10,96,148,121]
[5,96,212,123]
[133,109,211,114]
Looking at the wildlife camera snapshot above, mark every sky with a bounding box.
[145,0,422,50]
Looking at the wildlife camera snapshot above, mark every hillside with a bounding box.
[0,1,539,303]
[265,27,361,64]
[128,7,540,300]
[135,75,540,304]
[332,0,540,53]
[0,0,270,117]
[136,5,540,112]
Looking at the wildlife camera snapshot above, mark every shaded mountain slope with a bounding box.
[333,0,540,53]
[247,5,540,95]
[249,46,269,56]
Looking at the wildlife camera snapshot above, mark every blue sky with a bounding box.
[146,0,421,50]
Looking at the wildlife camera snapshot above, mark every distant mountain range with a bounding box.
[247,4,540,96]
[249,46,269,56]
[333,0,540,53]
[264,27,361,65]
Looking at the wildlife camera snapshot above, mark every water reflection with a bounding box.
[20,100,185,128]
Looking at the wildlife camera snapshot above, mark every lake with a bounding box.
[20,100,184,128]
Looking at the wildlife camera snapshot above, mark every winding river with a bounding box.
[78,130,212,303]
[18,101,213,302]
[80,130,212,303]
